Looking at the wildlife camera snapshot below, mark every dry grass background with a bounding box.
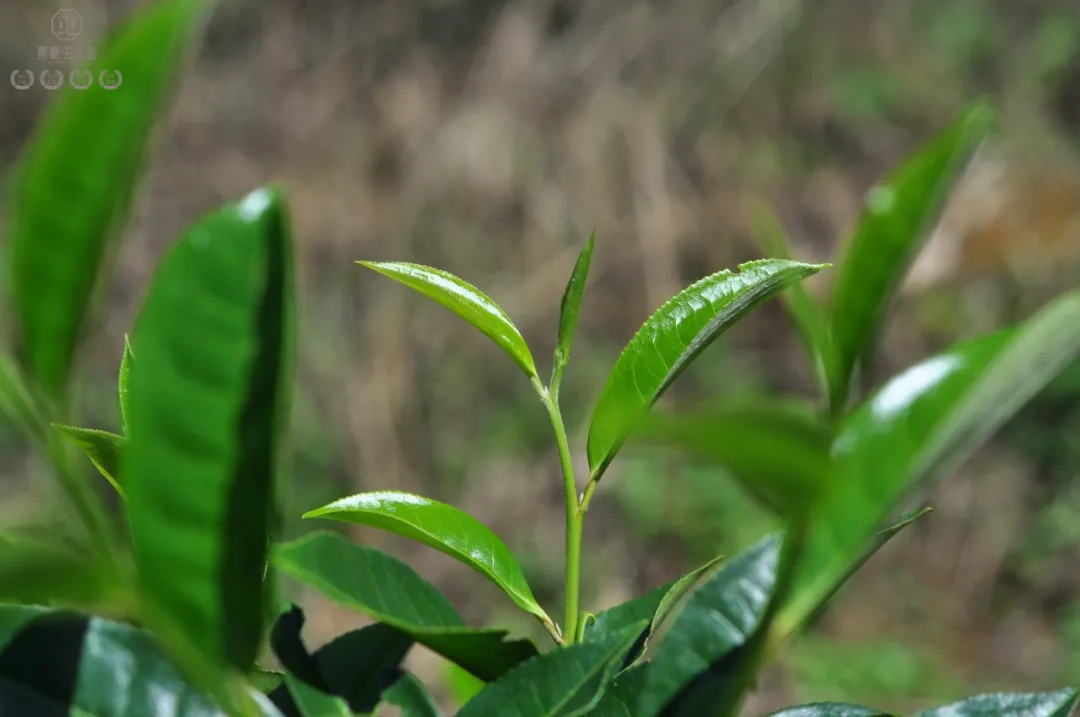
[2,0,1080,713]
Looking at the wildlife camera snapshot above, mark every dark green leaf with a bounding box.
[357,261,537,379]
[52,424,125,498]
[767,704,893,717]
[915,689,1078,716]
[268,604,412,716]
[304,491,549,626]
[587,259,828,479]
[3,0,210,401]
[748,202,833,398]
[0,610,281,716]
[631,399,832,520]
[828,101,993,411]
[457,623,645,717]
[383,673,441,717]
[272,531,537,682]
[552,231,595,390]
[125,186,294,673]
[285,675,351,717]
[118,335,134,434]
[776,290,1080,642]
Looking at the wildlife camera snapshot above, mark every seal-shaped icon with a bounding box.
[40,69,64,91]
[69,69,93,90]
[10,69,34,90]
[98,69,122,90]
[51,9,83,42]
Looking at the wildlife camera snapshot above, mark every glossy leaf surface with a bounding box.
[383,673,441,717]
[357,261,537,378]
[457,624,644,717]
[125,187,294,673]
[3,0,209,400]
[777,291,1080,641]
[0,610,282,716]
[305,491,546,623]
[52,425,125,498]
[828,102,993,410]
[273,532,536,682]
[767,704,892,717]
[632,400,831,520]
[915,689,1078,716]
[552,231,595,388]
[587,259,827,478]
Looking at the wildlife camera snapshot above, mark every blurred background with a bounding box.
[2,0,1080,713]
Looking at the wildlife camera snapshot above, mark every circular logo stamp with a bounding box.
[69,69,93,90]
[39,69,64,90]
[10,69,34,90]
[51,9,84,42]
[98,69,122,90]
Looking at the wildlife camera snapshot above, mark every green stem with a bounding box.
[532,376,582,644]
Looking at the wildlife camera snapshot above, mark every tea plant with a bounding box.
[0,2,1077,716]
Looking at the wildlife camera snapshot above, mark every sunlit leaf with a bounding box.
[587,259,828,479]
[357,261,537,379]
[52,424,125,498]
[125,186,294,674]
[767,704,893,717]
[285,675,351,717]
[915,689,1078,716]
[828,101,993,411]
[118,335,134,434]
[273,531,536,682]
[3,0,211,401]
[552,231,595,391]
[776,291,1080,642]
[304,491,549,626]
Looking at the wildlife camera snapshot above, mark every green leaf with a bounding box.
[552,231,595,391]
[587,259,828,479]
[272,531,537,682]
[0,610,282,716]
[304,491,549,626]
[383,674,441,717]
[585,555,724,670]
[118,335,134,434]
[748,202,833,397]
[457,624,645,717]
[0,356,49,444]
[268,604,412,715]
[251,669,285,694]
[0,536,119,610]
[52,425,126,498]
[915,689,1079,716]
[285,675,352,717]
[357,261,537,379]
[125,186,294,674]
[3,0,211,401]
[767,704,893,717]
[631,399,832,521]
[828,101,993,411]
[776,290,1080,642]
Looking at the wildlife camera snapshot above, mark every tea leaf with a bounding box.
[284,675,352,717]
[304,491,549,626]
[125,187,294,674]
[383,674,441,717]
[52,425,125,498]
[456,624,644,717]
[118,335,134,434]
[915,689,1078,716]
[273,532,537,682]
[0,534,118,609]
[357,261,537,379]
[767,704,893,716]
[3,0,210,401]
[828,101,993,411]
[777,291,1080,642]
[552,231,595,391]
[587,259,827,479]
